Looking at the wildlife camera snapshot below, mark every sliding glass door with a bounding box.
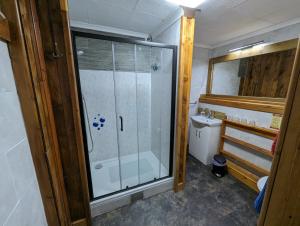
[73,32,176,199]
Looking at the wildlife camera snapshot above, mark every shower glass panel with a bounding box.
[151,47,174,178]
[113,42,139,189]
[73,32,176,200]
[136,45,160,184]
[75,37,121,197]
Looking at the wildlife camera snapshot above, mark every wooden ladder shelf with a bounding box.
[219,119,278,192]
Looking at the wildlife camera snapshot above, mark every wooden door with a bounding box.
[258,39,300,226]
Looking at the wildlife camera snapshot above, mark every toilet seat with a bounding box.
[257,176,268,191]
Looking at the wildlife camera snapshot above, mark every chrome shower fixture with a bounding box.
[151,63,160,71]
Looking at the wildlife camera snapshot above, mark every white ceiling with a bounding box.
[195,0,300,47]
[69,0,300,47]
[69,0,179,35]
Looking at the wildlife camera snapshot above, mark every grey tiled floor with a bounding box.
[93,155,258,226]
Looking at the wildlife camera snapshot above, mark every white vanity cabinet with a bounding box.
[189,116,222,165]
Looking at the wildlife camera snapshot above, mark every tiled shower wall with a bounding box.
[0,41,47,225]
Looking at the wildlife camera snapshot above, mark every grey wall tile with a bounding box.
[6,139,36,199]
[0,40,47,225]
[0,154,18,225]
[3,179,47,226]
[0,92,26,154]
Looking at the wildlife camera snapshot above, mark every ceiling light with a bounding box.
[228,41,265,53]
[166,0,206,8]
[252,43,268,50]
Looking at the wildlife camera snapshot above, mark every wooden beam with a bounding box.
[199,95,285,114]
[258,38,300,226]
[174,16,195,192]
[212,38,298,64]
[34,0,91,224]
[20,0,73,224]
[0,12,10,41]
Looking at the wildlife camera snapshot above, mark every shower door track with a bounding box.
[72,30,178,201]
[90,177,174,216]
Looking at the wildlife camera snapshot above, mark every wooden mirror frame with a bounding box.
[199,38,299,114]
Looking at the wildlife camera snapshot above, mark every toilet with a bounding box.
[257,176,268,191]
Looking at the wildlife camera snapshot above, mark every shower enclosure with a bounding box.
[72,31,177,200]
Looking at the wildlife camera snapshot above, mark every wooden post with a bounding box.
[258,39,300,225]
[174,15,195,192]
[33,0,91,225]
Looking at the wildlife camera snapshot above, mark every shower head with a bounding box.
[151,63,160,71]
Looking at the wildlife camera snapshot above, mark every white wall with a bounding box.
[154,19,181,46]
[189,46,209,116]
[0,41,47,225]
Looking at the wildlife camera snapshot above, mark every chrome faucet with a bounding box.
[208,110,214,119]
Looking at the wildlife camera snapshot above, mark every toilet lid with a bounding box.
[257,176,268,191]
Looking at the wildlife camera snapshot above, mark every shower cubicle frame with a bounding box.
[71,30,178,201]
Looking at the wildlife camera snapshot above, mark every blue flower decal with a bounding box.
[93,114,106,131]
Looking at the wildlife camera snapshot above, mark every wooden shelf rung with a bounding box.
[221,149,270,176]
[222,135,273,158]
[227,160,259,192]
[223,119,278,139]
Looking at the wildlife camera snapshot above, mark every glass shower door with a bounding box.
[74,37,122,197]
[113,44,174,187]
[73,32,176,199]
[113,42,139,189]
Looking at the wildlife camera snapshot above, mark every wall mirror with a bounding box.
[200,38,298,114]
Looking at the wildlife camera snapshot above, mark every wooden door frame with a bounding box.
[32,0,91,225]
[258,38,300,225]
[1,0,71,225]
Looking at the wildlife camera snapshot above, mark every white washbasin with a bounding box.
[191,115,222,127]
